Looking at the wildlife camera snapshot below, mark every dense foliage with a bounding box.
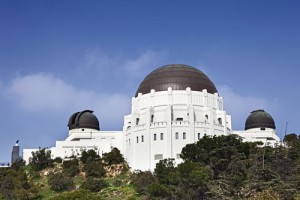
[130,134,300,199]
[29,148,53,171]
[48,172,74,192]
[1,136,300,199]
[102,147,125,165]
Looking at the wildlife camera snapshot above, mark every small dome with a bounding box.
[135,64,218,97]
[245,109,275,130]
[68,110,100,131]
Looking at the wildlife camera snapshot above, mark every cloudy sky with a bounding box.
[1,1,299,162]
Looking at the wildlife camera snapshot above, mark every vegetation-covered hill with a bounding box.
[0,134,300,199]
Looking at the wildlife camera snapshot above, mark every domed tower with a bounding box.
[245,109,276,130]
[135,64,218,96]
[233,109,280,147]
[68,110,100,132]
[124,64,232,170]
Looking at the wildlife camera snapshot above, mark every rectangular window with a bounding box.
[160,133,164,140]
[154,154,163,160]
[175,132,179,139]
[176,154,181,159]
[183,132,186,140]
[154,134,157,141]
[142,135,144,142]
[136,136,139,143]
[198,133,201,140]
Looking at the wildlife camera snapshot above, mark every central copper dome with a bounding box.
[135,64,218,97]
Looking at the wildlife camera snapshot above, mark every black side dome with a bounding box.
[68,110,100,131]
[245,109,276,130]
[135,64,218,97]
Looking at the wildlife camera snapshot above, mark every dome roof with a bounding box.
[135,64,218,97]
[245,109,276,130]
[68,110,100,131]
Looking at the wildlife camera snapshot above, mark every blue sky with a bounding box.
[1,1,299,162]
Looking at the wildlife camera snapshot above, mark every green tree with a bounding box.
[181,135,254,179]
[102,147,125,165]
[80,149,100,163]
[284,133,300,148]
[63,159,80,177]
[154,158,178,185]
[131,170,158,194]
[147,182,171,198]
[29,148,53,171]
[83,160,105,178]
[48,172,73,192]
[81,178,108,192]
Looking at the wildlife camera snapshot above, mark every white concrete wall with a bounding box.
[233,128,280,147]
[124,88,232,171]
[23,130,123,164]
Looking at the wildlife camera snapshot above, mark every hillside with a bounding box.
[1,134,300,199]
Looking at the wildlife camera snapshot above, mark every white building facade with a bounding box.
[22,64,280,171]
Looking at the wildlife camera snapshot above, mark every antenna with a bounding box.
[284,122,288,137]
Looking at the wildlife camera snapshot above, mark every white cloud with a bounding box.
[218,85,279,130]
[122,50,162,74]
[84,48,120,71]
[82,49,165,76]
[5,73,131,128]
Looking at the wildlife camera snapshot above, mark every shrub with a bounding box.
[102,148,125,165]
[147,182,171,198]
[0,174,16,199]
[64,164,80,177]
[80,149,100,163]
[29,148,53,171]
[84,161,105,178]
[112,178,123,187]
[131,170,157,194]
[48,172,73,192]
[49,190,99,200]
[62,159,80,177]
[63,159,79,169]
[11,159,25,171]
[53,157,63,164]
[81,178,108,192]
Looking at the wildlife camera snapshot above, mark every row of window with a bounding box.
[128,132,202,145]
[154,154,182,160]
[136,135,144,143]
[175,132,186,140]
[153,133,164,141]
[153,132,202,141]
[136,115,223,125]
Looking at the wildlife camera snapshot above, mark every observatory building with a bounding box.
[23,64,280,171]
[233,109,280,147]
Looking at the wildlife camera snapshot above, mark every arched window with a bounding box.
[198,133,201,140]
[218,118,222,125]
[151,115,154,123]
[183,132,186,140]
[205,115,208,122]
[136,136,139,143]
[141,135,144,142]
[160,133,164,140]
[154,134,157,141]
